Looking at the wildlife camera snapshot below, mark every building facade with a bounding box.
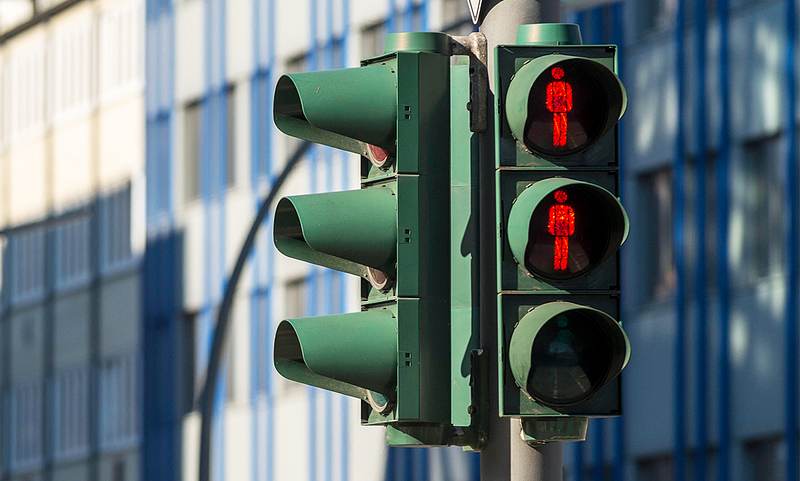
[565,1,800,481]
[2,0,795,481]
[0,1,145,481]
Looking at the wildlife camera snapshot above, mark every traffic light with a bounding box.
[271,32,456,446]
[494,23,631,441]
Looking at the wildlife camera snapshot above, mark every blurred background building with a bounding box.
[1,0,798,481]
[0,2,145,481]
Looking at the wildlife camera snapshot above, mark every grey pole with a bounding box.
[478,1,563,481]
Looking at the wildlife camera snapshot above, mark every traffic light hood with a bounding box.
[508,301,630,407]
[505,54,627,155]
[274,187,397,279]
[274,309,398,401]
[274,63,397,154]
[507,177,629,279]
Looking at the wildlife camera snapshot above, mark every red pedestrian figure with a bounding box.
[545,66,573,148]
[547,190,575,271]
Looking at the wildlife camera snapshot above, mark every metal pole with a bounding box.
[478,1,561,480]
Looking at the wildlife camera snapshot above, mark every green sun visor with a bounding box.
[274,186,397,279]
[274,62,398,155]
[274,309,398,401]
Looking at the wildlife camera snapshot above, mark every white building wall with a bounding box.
[0,0,145,480]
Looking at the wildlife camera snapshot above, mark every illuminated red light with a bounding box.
[545,67,573,148]
[547,190,575,271]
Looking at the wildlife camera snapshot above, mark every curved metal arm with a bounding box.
[198,141,311,481]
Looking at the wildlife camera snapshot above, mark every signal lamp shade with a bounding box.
[274,309,398,401]
[509,302,630,406]
[274,187,397,279]
[505,54,627,156]
[273,63,397,155]
[507,178,628,279]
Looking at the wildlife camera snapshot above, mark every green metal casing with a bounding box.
[449,60,483,438]
[494,29,630,422]
[272,32,454,445]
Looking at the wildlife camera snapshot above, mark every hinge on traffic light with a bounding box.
[468,348,489,450]
[450,33,488,133]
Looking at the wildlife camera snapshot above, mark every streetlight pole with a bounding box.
[477,1,562,480]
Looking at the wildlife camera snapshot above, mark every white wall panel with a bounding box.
[98,96,145,188]
[275,0,311,60]
[274,390,311,481]
[175,0,205,103]
[8,138,47,225]
[223,406,252,481]
[182,203,207,310]
[226,0,252,81]
[51,120,93,211]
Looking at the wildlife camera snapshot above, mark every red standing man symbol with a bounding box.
[545,66,573,148]
[547,190,575,271]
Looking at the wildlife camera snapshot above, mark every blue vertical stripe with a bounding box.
[143,1,179,481]
[308,2,319,481]
[673,1,688,480]
[715,0,732,480]
[592,421,605,481]
[339,0,352,479]
[692,0,708,480]
[784,1,799,481]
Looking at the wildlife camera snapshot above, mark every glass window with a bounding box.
[113,458,127,481]
[582,464,614,481]
[638,167,675,301]
[441,0,472,34]
[53,366,90,460]
[55,214,91,289]
[225,84,236,187]
[744,437,786,481]
[734,136,784,283]
[100,185,133,273]
[99,353,139,450]
[687,448,718,481]
[284,277,308,320]
[9,226,45,304]
[635,0,677,35]
[636,454,674,481]
[10,381,43,471]
[360,21,387,59]
[184,100,202,201]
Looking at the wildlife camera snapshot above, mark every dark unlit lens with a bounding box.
[528,314,613,405]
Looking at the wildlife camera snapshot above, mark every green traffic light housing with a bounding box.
[507,177,628,280]
[274,309,398,411]
[274,62,397,156]
[274,186,397,283]
[271,35,454,443]
[505,54,627,156]
[508,301,630,407]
